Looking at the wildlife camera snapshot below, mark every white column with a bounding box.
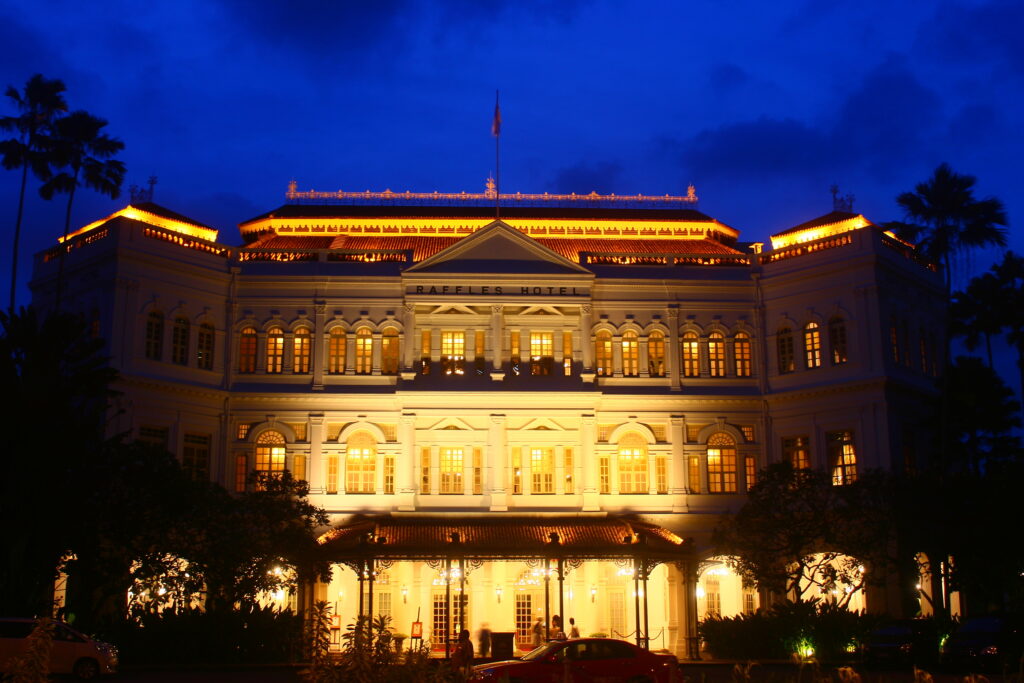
[402,303,416,372]
[488,414,508,511]
[308,413,325,492]
[490,305,504,374]
[670,416,688,512]
[313,303,326,389]
[371,332,382,374]
[397,413,416,510]
[581,415,598,511]
[667,306,681,391]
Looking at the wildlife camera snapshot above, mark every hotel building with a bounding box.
[31,181,944,656]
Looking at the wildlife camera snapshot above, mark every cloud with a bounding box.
[549,160,623,194]
[918,0,1024,77]
[708,63,749,93]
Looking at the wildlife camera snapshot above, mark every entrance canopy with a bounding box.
[317,514,691,563]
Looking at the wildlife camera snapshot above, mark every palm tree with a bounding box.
[40,110,125,309]
[950,272,1003,368]
[0,74,67,312]
[993,251,1024,423]
[889,163,1008,294]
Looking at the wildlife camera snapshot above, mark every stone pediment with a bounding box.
[403,220,592,275]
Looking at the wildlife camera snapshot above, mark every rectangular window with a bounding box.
[704,575,721,618]
[514,594,533,649]
[707,447,737,493]
[563,331,573,376]
[236,423,250,440]
[828,430,857,485]
[512,448,522,494]
[472,448,482,495]
[293,331,311,373]
[441,331,466,375]
[197,323,215,370]
[744,456,756,491]
[734,334,752,377]
[564,448,574,494]
[621,333,639,376]
[328,329,346,374]
[234,453,248,492]
[656,455,668,494]
[381,331,399,375]
[688,456,700,493]
[440,447,463,494]
[355,330,373,374]
[384,454,395,494]
[238,329,257,373]
[804,323,822,369]
[531,447,554,493]
[293,454,306,481]
[182,433,211,482]
[376,591,392,621]
[171,318,189,365]
[708,334,725,376]
[420,448,431,494]
[326,455,339,494]
[346,446,375,493]
[595,332,613,377]
[686,424,703,442]
[266,329,284,373]
[743,588,757,615]
[476,330,487,374]
[777,330,795,374]
[145,312,164,360]
[420,329,431,375]
[740,425,755,442]
[530,332,553,375]
[682,334,700,377]
[599,455,610,494]
[782,436,810,469]
[648,333,665,377]
[830,318,848,365]
[138,425,169,450]
[510,331,521,375]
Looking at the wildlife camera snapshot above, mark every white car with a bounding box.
[0,617,118,679]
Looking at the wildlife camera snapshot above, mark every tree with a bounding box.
[943,356,1021,474]
[0,307,115,616]
[39,110,125,309]
[0,74,67,312]
[950,272,1002,368]
[887,163,1008,294]
[992,251,1024,423]
[713,463,894,607]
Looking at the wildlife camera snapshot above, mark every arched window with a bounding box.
[804,322,822,369]
[707,432,737,493]
[238,326,257,373]
[293,328,311,374]
[355,328,373,374]
[622,330,639,376]
[829,317,848,365]
[530,447,554,493]
[595,330,613,377]
[197,322,215,370]
[708,331,725,377]
[328,328,346,374]
[777,327,795,374]
[734,332,751,377]
[618,433,648,494]
[266,326,284,373]
[254,430,287,489]
[682,332,699,377]
[381,327,400,375]
[171,317,190,365]
[648,331,665,377]
[345,431,376,493]
[145,311,164,360]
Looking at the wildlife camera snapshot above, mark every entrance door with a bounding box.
[515,593,533,650]
[431,591,470,652]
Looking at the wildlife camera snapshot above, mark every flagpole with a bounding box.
[492,90,501,219]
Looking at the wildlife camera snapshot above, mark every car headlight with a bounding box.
[981,645,999,656]
[899,643,912,653]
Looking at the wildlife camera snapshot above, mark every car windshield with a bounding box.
[521,642,562,661]
[959,617,1003,634]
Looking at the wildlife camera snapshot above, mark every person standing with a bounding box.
[568,617,580,638]
[478,623,491,657]
[531,617,543,649]
[453,629,474,676]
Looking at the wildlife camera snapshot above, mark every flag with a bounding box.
[491,91,502,137]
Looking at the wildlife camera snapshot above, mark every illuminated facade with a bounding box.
[31,184,944,656]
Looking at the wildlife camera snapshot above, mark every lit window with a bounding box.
[326,455,339,494]
[744,456,756,491]
[777,327,794,374]
[476,330,487,374]
[440,447,463,494]
[293,328,311,373]
[381,327,399,375]
[531,448,554,493]
[564,448,574,493]
[197,323,215,370]
[708,331,725,377]
[355,328,372,374]
[266,327,284,373]
[346,432,376,493]
[235,453,248,492]
[384,454,395,494]
[734,332,751,377]
[599,456,610,494]
[829,317,848,365]
[530,332,554,375]
[145,311,164,360]
[828,431,857,485]
[172,317,190,365]
[441,331,466,375]
[510,330,521,375]
[292,454,306,481]
[621,330,639,376]
[595,330,613,376]
[563,331,573,376]
[782,436,810,469]
[513,448,522,494]
[238,327,257,373]
[183,433,211,481]
[656,455,668,494]
[804,322,822,369]
[706,432,737,493]
[688,456,700,493]
[618,433,648,494]
[682,332,699,377]
[420,448,431,494]
[328,328,346,374]
[254,430,286,489]
[648,331,665,377]
[420,329,431,375]
[472,448,482,495]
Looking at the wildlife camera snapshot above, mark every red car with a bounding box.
[469,637,680,683]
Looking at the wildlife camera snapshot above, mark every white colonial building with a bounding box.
[31,182,944,657]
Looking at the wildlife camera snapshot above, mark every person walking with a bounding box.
[531,617,543,649]
[452,629,474,676]
[568,617,580,638]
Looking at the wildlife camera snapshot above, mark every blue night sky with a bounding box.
[2,0,1022,310]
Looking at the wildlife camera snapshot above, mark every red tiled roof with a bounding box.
[131,202,215,230]
[538,237,741,259]
[317,515,689,560]
[773,211,870,237]
[248,235,336,249]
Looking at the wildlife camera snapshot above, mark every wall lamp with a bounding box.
[495,585,503,603]
[590,585,598,602]
[401,585,409,603]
